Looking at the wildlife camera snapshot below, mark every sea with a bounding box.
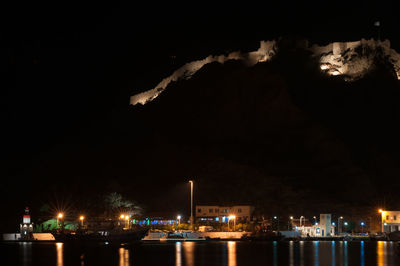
[1,240,399,266]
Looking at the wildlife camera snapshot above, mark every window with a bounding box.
[238,209,242,213]
[215,209,219,213]
[209,209,213,213]
[386,215,389,220]
[394,216,397,220]
[198,209,201,213]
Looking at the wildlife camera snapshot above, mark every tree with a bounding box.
[104,192,142,217]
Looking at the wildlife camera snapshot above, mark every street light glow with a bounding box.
[344,222,348,226]
[79,216,84,221]
[361,222,365,226]
[177,215,181,220]
[274,216,278,219]
[290,216,293,220]
[58,213,63,219]
[228,215,236,220]
[379,209,383,213]
[120,214,125,219]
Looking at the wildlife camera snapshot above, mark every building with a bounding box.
[380,210,400,233]
[292,214,335,237]
[196,205,254,223]
[20,207,34,240]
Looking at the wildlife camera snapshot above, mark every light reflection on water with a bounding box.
[183,241,195,266]
[227,241,236,266]
[12,240,400,266]
[56,242,63,266]
[119,247,129,266]
[377,241,386,266]
[176,241,182,266]
[314,241,319,266]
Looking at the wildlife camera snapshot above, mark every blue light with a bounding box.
[215,217,219,221]
[332,222,336,226]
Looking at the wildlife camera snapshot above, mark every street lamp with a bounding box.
[360,222,365,233]
[177,215,181,230]
[344,221,348,232]
[229,215,236,231]
[379,209,384,232]
[274,216,280,232]
[125,215,130,229]
[57,213,63,230]
[79,216,85,227]
[189,180,194,230]
[288,216,293,230]
[337,216,343,235]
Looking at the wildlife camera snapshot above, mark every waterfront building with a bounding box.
[20,207,34,240]
[292,214,335,237]
[134,212,178,226]
[196,205,254,223]
[380,210,400,233]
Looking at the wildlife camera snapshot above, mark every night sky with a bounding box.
[2,1,400,231]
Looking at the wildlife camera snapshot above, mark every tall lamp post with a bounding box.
[229,215,236,231]
[379,209,384,233]
[189,180,194,230]
[337,216,343,235]
[57,213,63,230]
[360,222,365,233]
[274,216,279,232]
[177,215,181,230]
[79,216,85,228]
[288,216,293,230]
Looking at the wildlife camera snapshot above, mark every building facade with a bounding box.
[196,205,254,223]
[292,214,335,237]
[381,210,400,233]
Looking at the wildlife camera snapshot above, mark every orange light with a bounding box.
[228,215,236,220]
[58,213,63,219]
[120,214,125,219]
[79,216,85,221]
[379,209,383,213]
[125,216,129,220]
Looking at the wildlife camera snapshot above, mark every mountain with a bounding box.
[128,37,400,216]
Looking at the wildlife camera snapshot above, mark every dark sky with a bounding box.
[2,1,400,230]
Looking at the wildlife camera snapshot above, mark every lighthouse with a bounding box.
[20,207,34,240]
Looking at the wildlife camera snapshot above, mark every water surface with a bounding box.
[2,240,399,266]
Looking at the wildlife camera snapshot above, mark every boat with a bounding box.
[142,230,206,241]
[387,231,400,241]
[52,229,148,243]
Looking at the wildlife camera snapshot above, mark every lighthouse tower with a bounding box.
[20,207,34,240]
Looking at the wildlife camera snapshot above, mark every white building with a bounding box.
[196,205,254,223]
[380,210,400,233]
[293,214,335,237]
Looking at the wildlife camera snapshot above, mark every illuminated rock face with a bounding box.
[130,39,400,105]
[129,40,277,105]
[311,39,400,81]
